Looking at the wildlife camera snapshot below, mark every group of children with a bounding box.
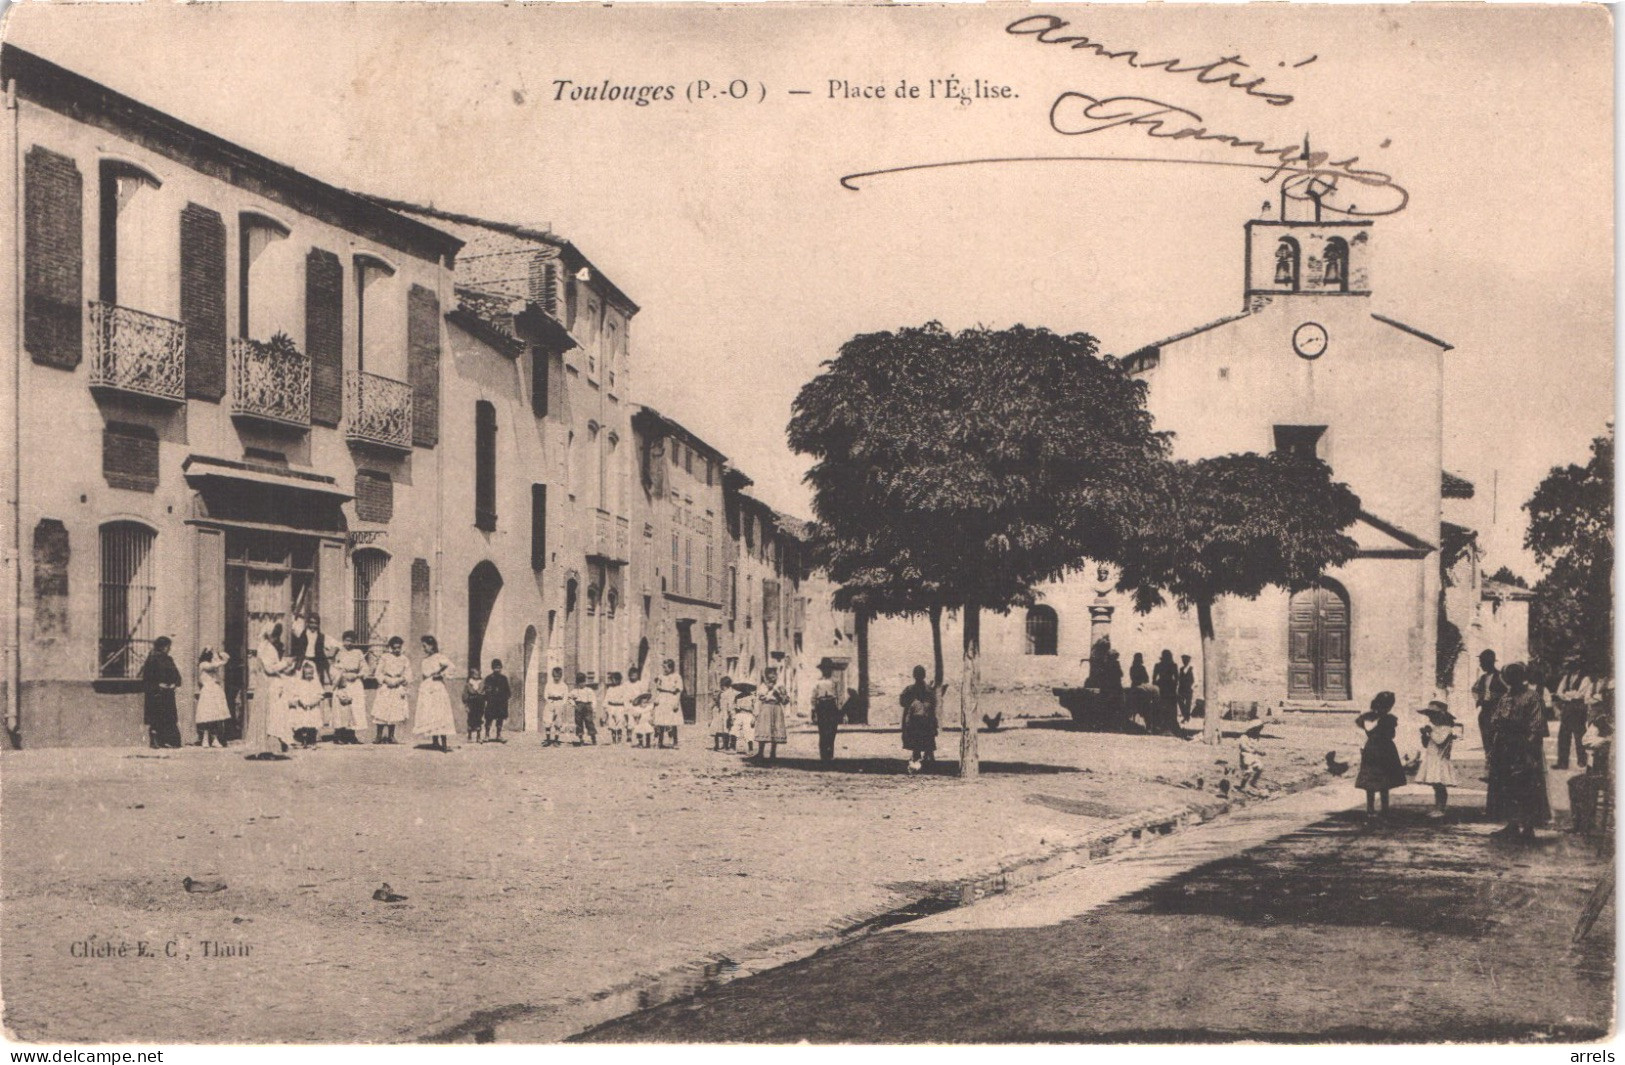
[538,661,685,748]
[1354,691,1467,818]
[460,663,514,744]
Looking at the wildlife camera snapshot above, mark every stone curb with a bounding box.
[419,765,1334,1044]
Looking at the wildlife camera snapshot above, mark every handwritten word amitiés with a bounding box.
[1007,15,1295,107]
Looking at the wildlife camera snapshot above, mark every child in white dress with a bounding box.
[289,660,326,748]
[371,637,411,744]
[1417,700,1462,816]
[730,685,757,756]
[194,648,231,747]
[414,635,458,752]
[712,676,734,752]
[542,666,569,747]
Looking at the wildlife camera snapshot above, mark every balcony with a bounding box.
[88,301,186,404]
[345,371,412,452]
[230,335,310,428]
[588,509,631,565]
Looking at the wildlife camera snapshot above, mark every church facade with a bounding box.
[871,207,1500,718]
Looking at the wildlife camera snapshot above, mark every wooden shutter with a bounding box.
[530,346,549,418]
[410,558,432,645]
[407,284,440,448]
[531,484,547,570]
[179,203,227,401]
[24,146,84,369]
[102,422,159,492]
[306,248,343,426]
[528,256,560,317]
[475,401,497,530]
[354,470,393,523]
[32,519,70,640]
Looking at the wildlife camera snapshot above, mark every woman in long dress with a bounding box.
[652,659,685,750]
[255,624,296,755]
[371,636,411,744]
[1486,662,1552,840]
[754,666,790,764]
[413,635,458,751]
[139,636,184,749]
[194,648,232,747]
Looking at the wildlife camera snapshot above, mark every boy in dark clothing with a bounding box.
[482,659,511,742]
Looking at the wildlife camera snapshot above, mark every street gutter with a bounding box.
[420,764,1333,1044]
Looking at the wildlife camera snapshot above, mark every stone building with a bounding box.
[383,201,641,731]
[0,45,464,746]
[873,203,1519,717]
[631,406,728,723]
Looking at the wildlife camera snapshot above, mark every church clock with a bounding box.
[1292,322,1329,360]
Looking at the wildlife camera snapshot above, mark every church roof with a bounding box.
[1121,312,1251,371]
[1354,509,1436,558]
[1370,314,1453,351]
[1442,471,1476,499]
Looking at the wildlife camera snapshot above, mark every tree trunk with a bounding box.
[929,602,944,690]
[959,601,980,779]
[854,606,870,724]
[1198,598,1219,745]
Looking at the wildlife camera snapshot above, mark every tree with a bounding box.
[789,322,1164,778]
[1487,565,1529,589]
[1112,453,1363,744]
[1525,427,1613,676]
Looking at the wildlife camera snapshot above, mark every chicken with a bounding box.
[182,876,227,893]
[372,883,408,903]
[1325,750,1350,776]
[981,712,1004,732]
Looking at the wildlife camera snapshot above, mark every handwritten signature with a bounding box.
[1006,14,1300,107]
[840,14,1406,215]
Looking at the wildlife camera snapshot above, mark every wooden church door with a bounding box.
[1288,583,1351,701]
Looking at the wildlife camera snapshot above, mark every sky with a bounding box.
[5,3,1613,576]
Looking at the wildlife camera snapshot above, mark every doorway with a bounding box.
[468,561,503,672]
[1287,581,1351,701]
[677,622,698,724]
[224,530,318,739]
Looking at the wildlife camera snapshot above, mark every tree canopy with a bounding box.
[1111,453,1364,614]
[1111,452,1363,740]
[789,322,1166,615]
[1526,427,1613,675]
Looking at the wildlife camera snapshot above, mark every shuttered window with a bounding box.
[410,558,431,645]
[531,484,547,570]
[407,284,440,448]
[306,248,343,426]
[355,469,393,524]
[179,203,227,400]
[475,400,497,530]
[102,422,159,492]
[531,346,549,418]
[24,146,84,369]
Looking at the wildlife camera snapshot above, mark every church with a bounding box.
[870,198,1516,718]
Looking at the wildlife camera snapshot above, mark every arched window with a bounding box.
[1322,236,1349,291]
[99,520,157,678]
[1025,605,1058,656]
[1274,237,1301,290]
[351,548,390,648]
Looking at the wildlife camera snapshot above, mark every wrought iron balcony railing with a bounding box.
[346,371,412,451]
[88,301,187,403]
[230,335,310,428]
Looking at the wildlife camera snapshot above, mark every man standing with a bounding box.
[1472,649,1507,749]
[571,671,599,746]
[1177,654,1196,722]
[811,660,842,763]
[1555,659,1597,770]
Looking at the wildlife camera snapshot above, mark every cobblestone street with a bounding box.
[4,712,1341,1043]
